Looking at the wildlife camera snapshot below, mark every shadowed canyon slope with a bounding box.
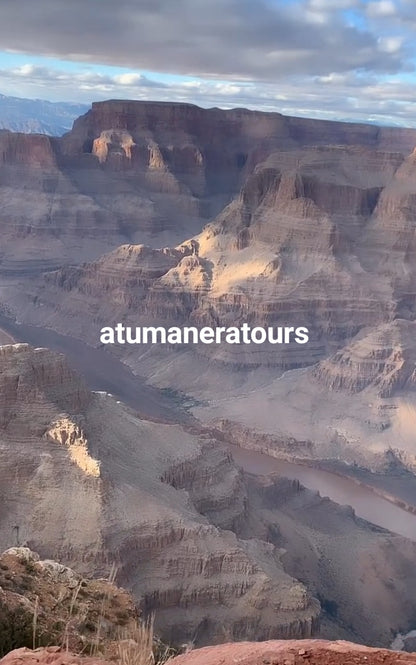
[3,344,416,646]
[0,343,319,645]
[4,102,416,474]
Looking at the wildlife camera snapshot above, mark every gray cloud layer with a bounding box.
[0,0,409,80]
[1,0,415,126]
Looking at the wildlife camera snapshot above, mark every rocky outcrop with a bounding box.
[0,131,57,168]
[212,419,314,461]
[45,417,100,478]
[0,547,139,658]
[169,639,416,665]
[0,344,91,431]
[4,640,416,665]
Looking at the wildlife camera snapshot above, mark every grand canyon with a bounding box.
[2,100,416,661]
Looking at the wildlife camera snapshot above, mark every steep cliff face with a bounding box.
[0,343,91,431]
[0,344,321,646]
[0,130,57,167]
[239,473,416,646]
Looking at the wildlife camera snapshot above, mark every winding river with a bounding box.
[229,445,416,541]
[1,313,416,541]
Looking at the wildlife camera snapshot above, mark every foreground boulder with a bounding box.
[169,639,416,665]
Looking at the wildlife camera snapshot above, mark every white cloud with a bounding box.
[378,36,404,53]
[308,0,358,9]
[114,73,146,85]
[2,60,416,128]
[367,1,397,17]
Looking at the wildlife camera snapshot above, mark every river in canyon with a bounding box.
[230,445,416,540]
[2,313,416,541]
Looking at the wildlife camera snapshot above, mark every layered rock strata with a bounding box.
[0,343,320,646]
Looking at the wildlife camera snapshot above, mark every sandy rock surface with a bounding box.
[169,639,416,665]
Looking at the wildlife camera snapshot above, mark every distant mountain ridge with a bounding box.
[0,93,89,136]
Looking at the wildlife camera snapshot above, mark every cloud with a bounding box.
[0,64,166,96]
[366,1,397,17]
[0,0,415,128]
[0,0,408,82]
[308,0,359,10]
[2,59,416,128]
[378,36,404,53]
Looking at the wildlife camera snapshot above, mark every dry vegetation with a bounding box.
[0,549,176,664]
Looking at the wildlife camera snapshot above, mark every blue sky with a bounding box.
[1,0,416,126]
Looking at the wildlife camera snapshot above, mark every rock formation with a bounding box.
[1,100,416,273]
[0,343,320,647]
[4,102,416,647]
[168,639,416,665]
[2,344,416,646]
[9,111,416,473]
[4,640,416,665]
[0,547,139,658]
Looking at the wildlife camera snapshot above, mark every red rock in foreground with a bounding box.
[0,648,109,665]
[169,640,416,665]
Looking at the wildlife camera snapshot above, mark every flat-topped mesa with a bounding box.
[69,100,287,142]
[70,100,414,146]
[60,101,416,202]
[67,100,416,154]
[3,100,416,272]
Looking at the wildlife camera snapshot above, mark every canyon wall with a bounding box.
[0,343,321,646]
[3,101,416,482]
[1,344,416,646]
